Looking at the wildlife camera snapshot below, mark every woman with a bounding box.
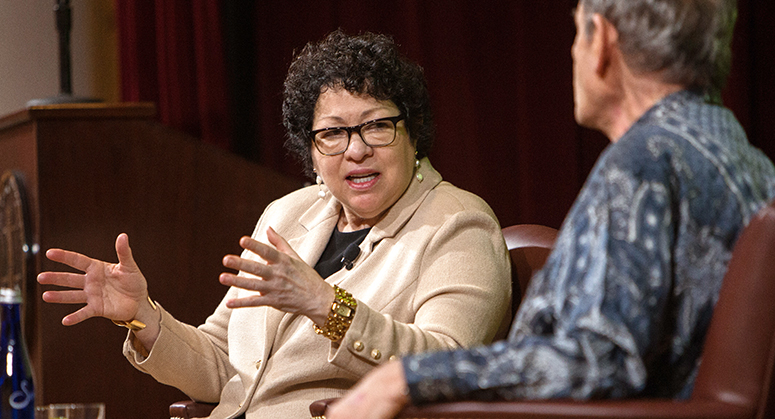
[37,30,511,418]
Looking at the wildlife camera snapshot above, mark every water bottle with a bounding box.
[0,287,35,418]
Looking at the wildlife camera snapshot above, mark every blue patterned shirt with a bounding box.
[403,91,775,403]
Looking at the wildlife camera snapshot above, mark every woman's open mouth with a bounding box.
[347,173,379,188]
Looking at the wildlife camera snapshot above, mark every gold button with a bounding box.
[255,360,262,369]
[389,355,397,361]
[371,349,381,360]
[353,341,364,352]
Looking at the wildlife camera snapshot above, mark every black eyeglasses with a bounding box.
[310,114,405,156]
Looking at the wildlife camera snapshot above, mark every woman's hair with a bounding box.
[579,0,737,103]
[282,30,434,177]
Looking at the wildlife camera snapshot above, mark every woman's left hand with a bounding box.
[219,227,335,325]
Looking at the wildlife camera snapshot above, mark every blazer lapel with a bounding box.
[263,194,339,353]
[260,306,286,358]
[265,160,441,349]
[289,193,340,267]
[366,158,442,250]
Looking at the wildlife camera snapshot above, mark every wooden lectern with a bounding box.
[0,103,301,418]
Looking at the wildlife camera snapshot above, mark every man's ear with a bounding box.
[591,13,619,77]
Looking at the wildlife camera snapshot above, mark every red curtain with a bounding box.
[245,0,592,228]
[116,0,774,229]
[116,0,231,149]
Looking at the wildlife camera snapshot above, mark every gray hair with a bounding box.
[579,0,737,103]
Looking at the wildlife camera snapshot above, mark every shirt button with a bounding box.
[255,360,262,369]
[353,341,364,352]
[371,349,381,360]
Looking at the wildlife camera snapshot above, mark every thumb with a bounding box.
[266,227,301,259]
[115,233,138,269]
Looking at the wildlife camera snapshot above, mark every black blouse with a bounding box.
[313,227,371,279]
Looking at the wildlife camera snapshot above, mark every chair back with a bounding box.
[502,224,558,317]
[691,200,775,419]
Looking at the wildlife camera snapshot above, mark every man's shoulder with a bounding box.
[609,97,739,171]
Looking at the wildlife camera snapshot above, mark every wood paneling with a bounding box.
[0,103,301,418]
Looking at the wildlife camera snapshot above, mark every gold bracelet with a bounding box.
[314,285,357,341]
[112,296,157,331]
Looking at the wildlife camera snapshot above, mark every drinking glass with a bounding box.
[35,403,106,419]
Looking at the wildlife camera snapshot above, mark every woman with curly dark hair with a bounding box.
[38,30,510,418]
[282,30,434,178]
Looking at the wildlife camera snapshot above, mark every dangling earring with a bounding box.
[414,156,423,182]
[316,174,326,198]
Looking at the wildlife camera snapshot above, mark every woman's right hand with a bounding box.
[37,233,150,327]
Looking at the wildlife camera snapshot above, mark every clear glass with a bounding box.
[35,403,105,419]
[310,114,405,156]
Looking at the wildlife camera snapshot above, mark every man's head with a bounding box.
[577,0,737,101]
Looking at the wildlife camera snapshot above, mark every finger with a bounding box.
[266,227,302,259]
[61,306,95,326]
[37,272,86,289]
[222,255,273,278]
[239,236,283,264]
[45,248,93,272]
[225,294,271,309]
[115,233,138,269]
[41,289,87,305]
[219,272,272,293]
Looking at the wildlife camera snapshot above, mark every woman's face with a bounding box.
[311,87,416,230]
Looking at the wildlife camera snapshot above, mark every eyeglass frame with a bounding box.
[309,114,406,156]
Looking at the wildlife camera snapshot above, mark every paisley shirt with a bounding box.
[403,91,775,403]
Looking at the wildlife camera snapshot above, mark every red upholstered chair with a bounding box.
[170,224,558,418]
[492,224,559,342]
[501,224,558,315]
[310,200,775,419]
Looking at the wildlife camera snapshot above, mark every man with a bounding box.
[327,0,775,418]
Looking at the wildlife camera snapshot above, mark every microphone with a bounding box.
[340,243,361,270]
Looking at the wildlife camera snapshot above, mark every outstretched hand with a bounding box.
[37,233,149,326]
[219,226,335,325]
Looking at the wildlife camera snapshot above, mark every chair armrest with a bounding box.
[169,400,217,419]
[310,398,753,419]
[396,399,753,419]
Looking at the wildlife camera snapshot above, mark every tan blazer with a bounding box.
[124,159,511,418]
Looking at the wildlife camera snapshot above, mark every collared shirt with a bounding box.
[403,91,775,403]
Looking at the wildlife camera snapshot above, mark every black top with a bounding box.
[314,227,371,278]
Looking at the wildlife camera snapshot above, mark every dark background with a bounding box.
[116,0,775,231]
[6,2,767,417]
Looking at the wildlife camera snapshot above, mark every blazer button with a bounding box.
[371,349,381,360]
[353,341,365,352]
[255,360,262,370]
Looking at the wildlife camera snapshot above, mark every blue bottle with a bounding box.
[0,287,34,418]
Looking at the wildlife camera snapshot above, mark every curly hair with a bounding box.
[282,30,434,177]
[580,0,737,104]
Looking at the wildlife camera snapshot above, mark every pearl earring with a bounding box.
[415,159,423,182]
[316,175,326,198]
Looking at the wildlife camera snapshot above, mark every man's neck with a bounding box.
[604,74,685,142]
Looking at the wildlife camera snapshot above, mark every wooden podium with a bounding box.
[0,103,302,418]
